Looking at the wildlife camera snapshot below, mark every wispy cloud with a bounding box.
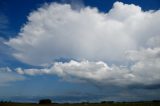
[0,67,25,86]
[0,14,8,30]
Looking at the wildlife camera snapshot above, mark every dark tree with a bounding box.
[101,101,114,104]
[39,99,52,104]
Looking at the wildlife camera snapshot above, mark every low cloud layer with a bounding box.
[16,47,160,87]
[2,2,160,88]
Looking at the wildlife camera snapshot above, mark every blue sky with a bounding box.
[0,0,160,103]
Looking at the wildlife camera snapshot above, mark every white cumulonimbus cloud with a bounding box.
[4,2,160,87]
[6,2,160,66]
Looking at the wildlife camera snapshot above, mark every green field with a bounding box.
[0,102,160,106]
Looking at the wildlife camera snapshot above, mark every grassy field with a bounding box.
[0,102,160,106]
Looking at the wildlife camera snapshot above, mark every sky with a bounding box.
[0,0,160,103]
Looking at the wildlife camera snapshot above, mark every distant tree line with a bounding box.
[0,99,160,104]
[0,100,12,103]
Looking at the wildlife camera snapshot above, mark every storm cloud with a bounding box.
[3,2,160,89]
